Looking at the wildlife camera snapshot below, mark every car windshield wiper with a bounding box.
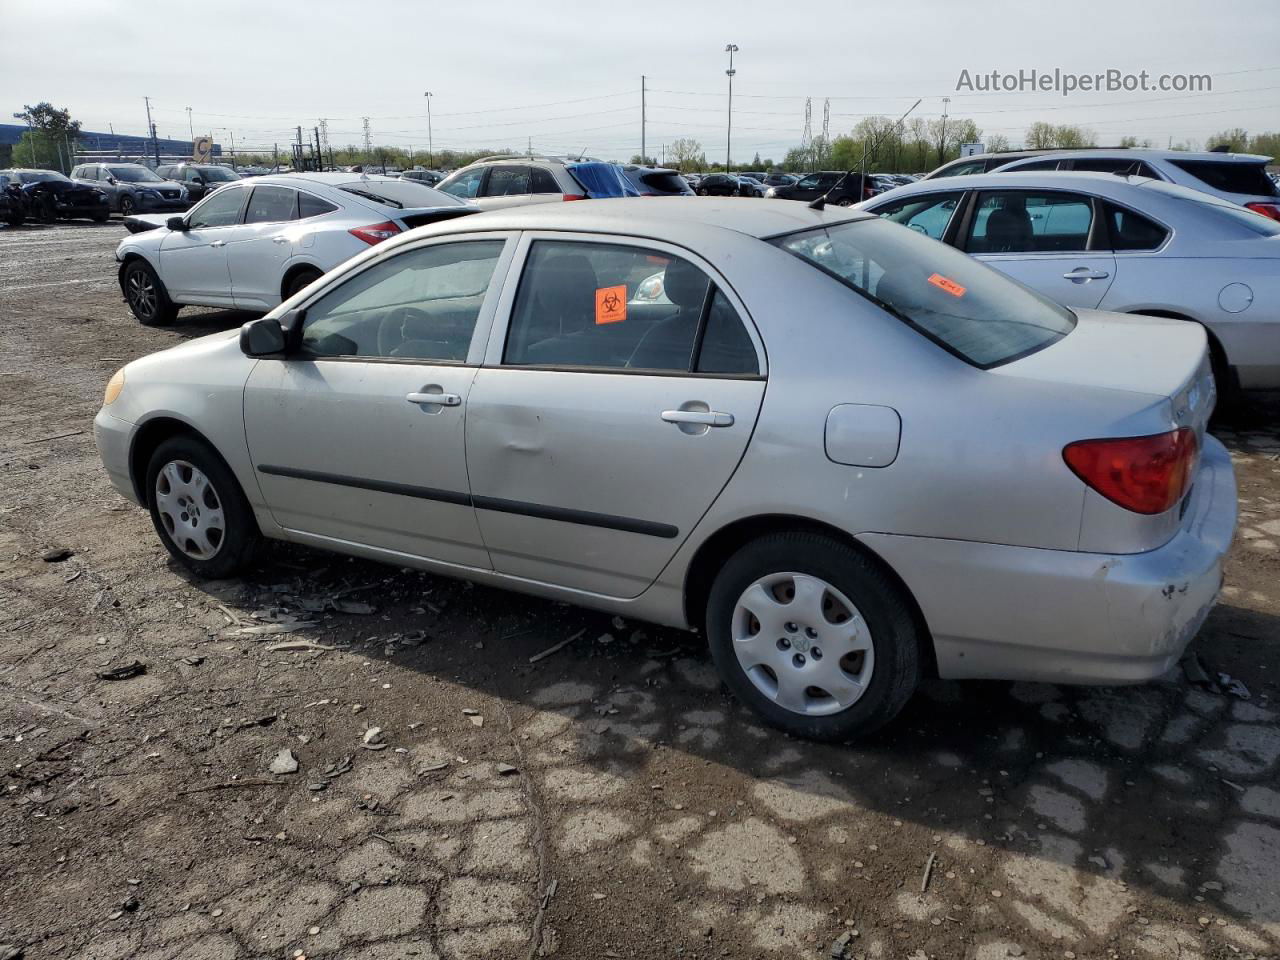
[341,187,403,209]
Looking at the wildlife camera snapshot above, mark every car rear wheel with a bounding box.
[697,187,709,196]
[837,198,854,207]
[123,260,178,326]
[119,195,135,217]
[146,436,259,579]
[706,532,922,741]
[91,209,110,223]
[284,268,322,300]
[36,195,56,223]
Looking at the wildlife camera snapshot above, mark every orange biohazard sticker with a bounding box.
[927,273,966,297]
[595,284,627,325]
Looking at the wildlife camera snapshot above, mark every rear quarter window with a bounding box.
[1168,160,1279,197]
[772,218,1076,368]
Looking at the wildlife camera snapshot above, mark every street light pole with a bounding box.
[724,44,738,170]
[186,106,194,143]
[423,91,434,167]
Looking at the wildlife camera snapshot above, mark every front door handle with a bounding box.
[271,236,289,244]
[1063,267,1109,282]
[662,409,734,428]
[406,391,461,407]
[209,240,226,248]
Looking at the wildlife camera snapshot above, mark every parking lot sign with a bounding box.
[960,142,985,157]
[193,136,212,163]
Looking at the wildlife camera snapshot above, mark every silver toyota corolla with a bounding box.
[94,199,1237,741]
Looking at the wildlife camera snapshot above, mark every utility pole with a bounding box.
[641,75,646,164]
[186,106,194,142]
[423,92,434,167]
[724,45,739,170]
[938,96,950,167]
[144,96,159,165]
[314,127,323,171]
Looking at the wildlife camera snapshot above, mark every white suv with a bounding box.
[995,149,1280,220]
[436,156,633,209]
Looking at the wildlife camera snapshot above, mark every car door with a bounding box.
[157,184,247,305]
[962,188,1116,309]
[465,233,766,598]
[243,235,516,568]
[225,184,299,310]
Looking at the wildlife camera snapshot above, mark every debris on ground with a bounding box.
[1218,673,1252,700]
[95,660,145,681]
[266,640,336,653]
[322,756,354,780]
[496,763,519,776]
[361,728,387,750]
[0,944,25,960]
[1181,654,1251,699]
[269,748,299,775]
[40,548,74,563]
[828,930,853,959]
[528,628,586,664]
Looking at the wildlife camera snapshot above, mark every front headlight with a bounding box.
[765,187,777,198]
[104,368,126,405]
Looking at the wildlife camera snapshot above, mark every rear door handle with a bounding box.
[271,236,289,244]
[662,409,734,427]
[406,392,461,407]
[1063,267,1109,281]
[209,240,226,248]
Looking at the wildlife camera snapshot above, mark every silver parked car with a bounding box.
[860,171,1280,392]
[94,199,1235,741]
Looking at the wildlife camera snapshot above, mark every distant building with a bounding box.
[0,123,221,157]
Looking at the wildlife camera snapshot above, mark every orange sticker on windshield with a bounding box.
[595,285,627,325]
[927,273,966,297]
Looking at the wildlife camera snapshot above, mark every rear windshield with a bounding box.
[1168,159,1279,197]
[772,218,1076,368]
[338,179,461,209]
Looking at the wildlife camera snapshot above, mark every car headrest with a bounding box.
[663,259,710,309]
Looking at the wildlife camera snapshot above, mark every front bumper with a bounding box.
[94,408,140,505]
[861,435,1237,685]
[136,194,190,212]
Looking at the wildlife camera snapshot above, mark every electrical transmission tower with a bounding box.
[800,98,813,171]
[318,119,330,154]
[821,99,830,167]
[362,117,372,160]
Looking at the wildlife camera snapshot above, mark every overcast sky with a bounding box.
[3,0,1277,163]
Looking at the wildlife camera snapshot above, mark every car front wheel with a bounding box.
[706,532,923,741]
[145,436,259,579]
[119,194,135,217]
[123,259,179,326]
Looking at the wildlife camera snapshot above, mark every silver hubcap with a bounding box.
[154,460,225,560]
[127,270,156,318]
[731,572,874,716]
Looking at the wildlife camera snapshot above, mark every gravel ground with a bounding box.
[2,219,1279,960]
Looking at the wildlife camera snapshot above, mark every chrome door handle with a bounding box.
[209,240,226,248]
[1063,267,1109,281]
[662,409,734,428]
[272,236,289,244]
[406,392,461,406]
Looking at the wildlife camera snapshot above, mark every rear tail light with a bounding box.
[1062,428,1198,515]
[1244,201,1280,221]
[562,193,586,201]
[348,221,401,245]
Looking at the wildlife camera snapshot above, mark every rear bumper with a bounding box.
[860,435,1237,685]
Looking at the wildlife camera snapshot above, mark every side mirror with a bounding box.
[107,176,117,185]
[240,316,287,357]
[166,216,187,231]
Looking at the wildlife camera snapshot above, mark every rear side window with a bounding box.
[1168,160,1279,197]
[873,192,962,240]
[298,192,339,218]
[1102,202,1168,251]
[531,167,560,194]
[966,191,1093,253]
[933,159,986,178]
[773,218,1075,368]
[245,185,297,223]
[483,166,531,197]
[1007,158,1062,172]
[503,240,757,375]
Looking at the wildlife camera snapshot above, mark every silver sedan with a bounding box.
[860,170,1280,392]
[94,199,1236,741]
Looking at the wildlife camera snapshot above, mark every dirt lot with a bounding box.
[2,219,1279,960]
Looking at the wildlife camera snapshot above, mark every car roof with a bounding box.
[415,196,872,243]
[1002,148,1273,165]
[238,172,408,188]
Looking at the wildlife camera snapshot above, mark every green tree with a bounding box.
[668,138,704,171]
[1207,127,1249,152]
[14,101,82,172]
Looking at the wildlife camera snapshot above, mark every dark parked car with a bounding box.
[0,168,110,223]
[401,169,444,185]
[766,170,873,205]
[622,165,695,196]
[70,163,189,216]
[763,172,798,188]
[0,173,26,226]
[693,173,743,196]
[154,163,240,202]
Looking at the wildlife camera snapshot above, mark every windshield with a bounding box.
[339,179,460,209]
[200,166,239,182]
[15,171,70,184]
[772,218,1076,368]
[109,166,163,183]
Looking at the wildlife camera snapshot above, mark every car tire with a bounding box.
[36,195,56,223]
[284,268,322,300]
[837,198,854,207]
[119,195,135,217]
[697,187,709,196]
[123,259,179,327]
[91,209,110,223]
[145,435,259,579]
[705,532,923,742]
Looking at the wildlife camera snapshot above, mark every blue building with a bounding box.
[0,123,221,157]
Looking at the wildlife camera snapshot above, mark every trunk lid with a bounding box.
[993,309,1215,443]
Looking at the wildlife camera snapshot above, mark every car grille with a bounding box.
[159,189,180,199]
